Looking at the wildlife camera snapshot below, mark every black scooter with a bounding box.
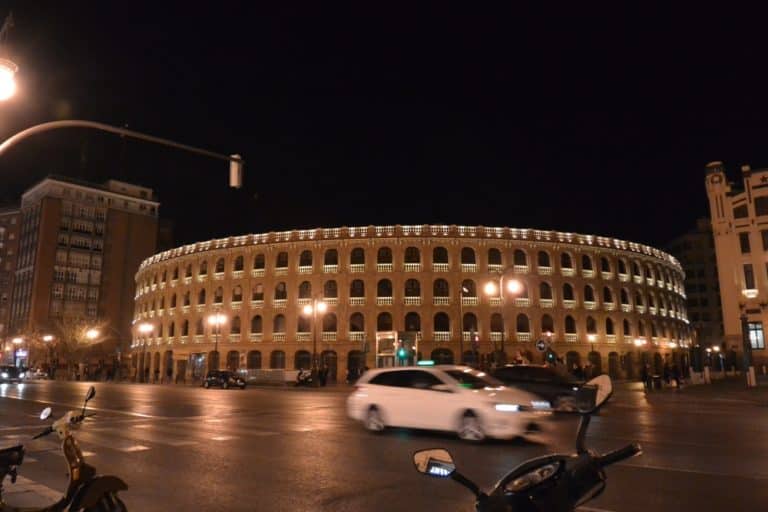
[412,375,641,512]
[0,386,128,511]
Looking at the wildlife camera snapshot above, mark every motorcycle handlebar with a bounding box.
[32,426,54,440]
[597,443,642,467]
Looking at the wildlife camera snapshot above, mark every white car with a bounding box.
[347,365,552,442]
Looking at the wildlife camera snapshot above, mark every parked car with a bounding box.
[492,364,593,411]
[0,366,21,383]
[26,368,49,380]
[347,365,551,442]
[202,370,247,389]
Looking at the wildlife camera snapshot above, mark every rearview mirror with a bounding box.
[85,386,96,402]
[40,407,51,420]
[413,449,455,478]
[579,375,613,413]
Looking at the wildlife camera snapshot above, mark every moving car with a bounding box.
[202,370,247,389]
[0,366,22,383]
[492,364,592,411]
[347,365,551,442]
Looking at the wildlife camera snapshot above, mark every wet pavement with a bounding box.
[0,380,766,511]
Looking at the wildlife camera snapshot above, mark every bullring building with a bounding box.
[132,225,691,382]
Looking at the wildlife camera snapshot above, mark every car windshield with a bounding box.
[444,369,504,390]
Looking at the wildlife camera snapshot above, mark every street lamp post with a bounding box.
[207,313,227,372]
[483,271,524,366]
[136,323,154,382]
[458,285,468,365]
[302,298,327,384]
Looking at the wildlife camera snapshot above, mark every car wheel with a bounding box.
[222,381,229,389]
[555,396,577,412]
[457,412,485,442]
[203,381,210,389]
[364,406,386,432]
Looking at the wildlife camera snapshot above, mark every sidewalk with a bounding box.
[619,375,768,405]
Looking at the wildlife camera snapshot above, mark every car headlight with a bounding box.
[505,461,562,492]
[0,372,7,379]
[19,372,25,378]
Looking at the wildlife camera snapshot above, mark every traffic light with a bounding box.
[545,349,557,364]
[397,345,408,359]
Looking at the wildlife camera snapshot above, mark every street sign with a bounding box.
[536,339,547,352]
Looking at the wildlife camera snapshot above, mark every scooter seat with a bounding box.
[0,445,24,466]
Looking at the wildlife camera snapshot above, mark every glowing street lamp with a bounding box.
[302,298,327,378]
[42,335,54,342]
[633,338,646,347]
[85,329,100,341]
[0,58,17,101]
[484,272,525,363]
[207,313,227,371]
[11,337,22,344]
[483,281,498,297]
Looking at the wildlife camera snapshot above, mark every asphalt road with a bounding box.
[0,380,766,511]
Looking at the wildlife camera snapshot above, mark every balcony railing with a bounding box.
[180,335,189,344]
[168,307,176,315]
[377,263,393,272]
[540,298,554,308]
[513,264,529,274]
[229,334,241,342]
[649,306,657,315]
[434,331,451,342]
[582,269,595,278]
[461,263,477,273]
[561,268,575,277]
[601,271,613,280]
[618,273,629,282]
[377,297,393,306]
[275,267,288,276]
[462,331,473,342]
[666,282,673,291]
[323,264,339,274]
[296,332,311,342]
[251,300,264,308]
[322,332,337,342]
[273,299,287,308]
[461,296,479,306]
[584,301,597,310]
[489,297,502,307]
[325,297,338,306]
[350,264,365,273]
[297,298,312,306]
[538,266,553,275]
[657,279,664,288]
[298,265,313,274]
[646,277,654,286]
[604,302,616,311]
[158,308,164,316]
[404,296,422,306]
[183,277,192,285]
[659,308,667,317]
[490,332,503,342]
[404,263,422,272]
[633,275,642,284]
[171,279,178,286]
[252,269,265,277]
[565,333,577,342]
[433,297,450,306]
[273,333,286,342]
[432,263,449,272]
[606,334,616,343]
[194,335,203,343]
[516,332,531,342]
[232,270,244,279]
[636,305,646,314]
[250,333,263,342]
[621,304,631,313]
[182,305,191,314]
[514,297,530,307]
[349,332,365,341]
[563,299,576,309]
[349,297,365,306]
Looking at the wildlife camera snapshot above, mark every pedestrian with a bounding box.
[166,366,173,384]
[663,363,671,385]
[154,367,160,384]
[640,363,649,391]
[144,366,150,383]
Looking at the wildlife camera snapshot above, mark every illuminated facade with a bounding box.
[133,225,690,381]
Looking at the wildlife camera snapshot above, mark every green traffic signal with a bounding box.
[397,347,407,359]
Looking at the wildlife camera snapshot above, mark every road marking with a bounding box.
[5,475,61,502]
[122,445,151,452]
[211,435,236,441]
[0,394,159,418]
[619,462,768,480]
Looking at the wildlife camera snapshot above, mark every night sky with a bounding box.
[1,4,765,248]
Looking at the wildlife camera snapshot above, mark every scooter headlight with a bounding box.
[0,372,8,379]
[505,461,562,493]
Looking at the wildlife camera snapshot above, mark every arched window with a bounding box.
[433,279,449,297]
[172,267,179,280]
[377,312,393,331]
[324,249,338,265]
[299,250,313,267]
[618,259,627,274]
[651,323,658,337]
[350,247,365,265]
[324,280,338,298]
[581,255,593,271]
[631,261,641,277]
[620,288,629,305]
[196,318,204,335]
[514,249,527,266]
[606,318,615,335]
[623,319,631,336]
[637,321,645,337]
[488,248,502,266]
[377,279,392,297]
[405,312,421,331]
[405,279,421,297]
[563,283,575,301]
[647,264,655,281]
[273,314,286,333]
[538,251,551,268]
[377,247,392,264]
[322,313,337,332]
[648,294,656,308]
[541,314,554,333]
[461,279,477,297]
[461,247,476,264]
[252,284,264,301]
[603,287,613,303]
[181,320,189,336]
[349,312,365,332]
[297,315,311,333]
[516,313,530,333]
[405,247,420,263]
[198,289,206,305]
[215,258,225,273]
[491,313,504,332]
[198,261,207,276]
[214,287,223,304]
[270,350,286,369]
[434,312,450,331]
[635,291,644,306]
[183,291,190,306]
[275,282,287,300]
[561,252,573,269]
[350,280,365,297]
[565,315,577,334]
[254,254,265,269]
[276,252,288,268]
[299,281,312,299]
[586,316,597,334]
[169,321,175,337]
[232,285,243,302]
[433,246,448,264]
[463,313,478,332]
[600,257,611,273]
[159,296,165,309]
[171,294,177,308]
[540,282,553,300]
[584,285,595,302]
[231,316,241,334]
[234,256,244,271]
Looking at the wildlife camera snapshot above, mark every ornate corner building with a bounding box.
[133,225,691,381]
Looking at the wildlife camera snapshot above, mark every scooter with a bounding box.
[412,375,641,512]
[295,369,313,387]
[0,386,128,511]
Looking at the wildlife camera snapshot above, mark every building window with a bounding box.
[276,252,288,268]
[405,279,420,297]
[748,322,765,350]
[350,312,364,332]
[432,247,448,264]
[461,247,476,264]
[488,248,502,266]
[299,250,313,267]
[404,247,420,263]
[254,254,265,269]
[762,230,768,251]
[739,232,751,254]
[377,247,393,264]
[350,280,365,297]
[324,249,338,265]
[514,250,527,266]
[537,251,550,268]
[734,205,749,218]
[756,197,768,217]
[324,280,338,298]
[350,248,365,265]
[744,264,756,290]
[405,312,421,331]
[299,281,312,299]
[581,255,593,271]
[234,256,244,271]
